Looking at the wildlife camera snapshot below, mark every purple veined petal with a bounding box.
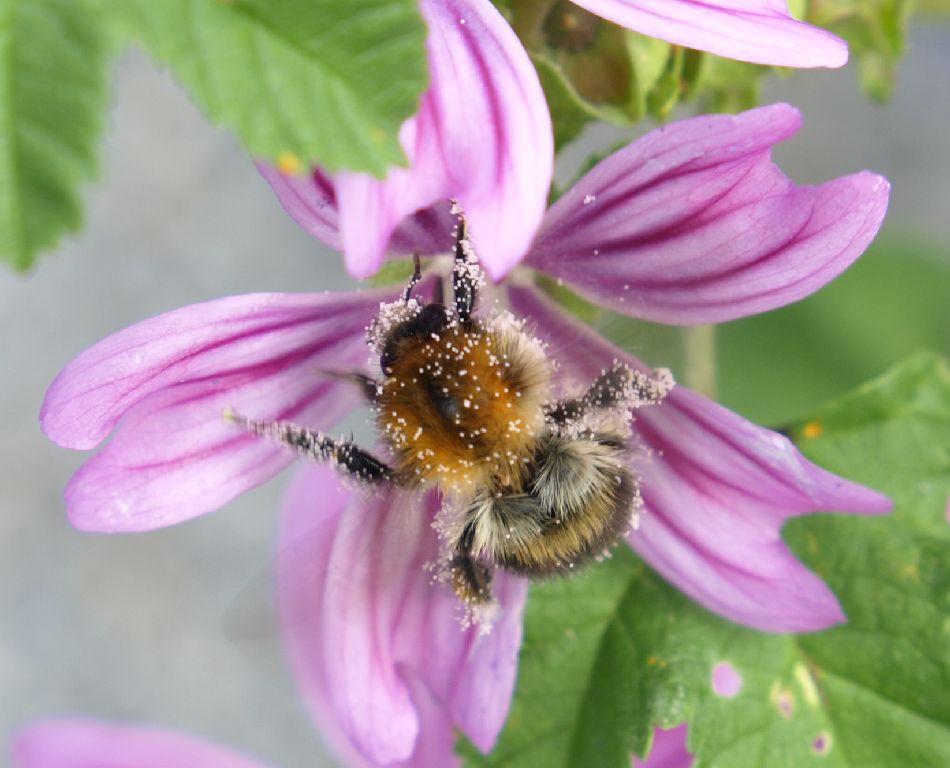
[529,104,889,325]
[570,0,847,68]
[632,724,694,768]
[335,0,553,281]
[11,719,269,768]
[508,285,891,632]
[256,162,457,257]
[256,163,341,250]
[41,289,393,532]
[278,465,527,767]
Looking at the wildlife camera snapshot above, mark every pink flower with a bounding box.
[11,720,269,768]
[261,0,848,282]
[279,467,527,766]
[42,103,891,764]
[569,1,848,68]
[268,0,554,281]
[10,719,692,767]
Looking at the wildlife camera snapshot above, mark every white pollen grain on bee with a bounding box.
[276,231,677,622]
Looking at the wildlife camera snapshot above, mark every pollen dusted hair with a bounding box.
[228,211,673,616]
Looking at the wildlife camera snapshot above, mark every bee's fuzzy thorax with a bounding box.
[229,225,674,619]
[375,309,551,492]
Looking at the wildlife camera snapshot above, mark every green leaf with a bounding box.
[623,32,672,120]
[643,44,686,119]
[805,0,913,102]
[366,255,417,288]
[0,0,111,270]
[718,237,950,427]
[790,352,950,539]
[108,0,428,176]
[463,354,950,767]
[688,55,767,114]
[531,54,606,151]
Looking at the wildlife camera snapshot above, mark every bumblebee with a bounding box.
[229,214,672,609]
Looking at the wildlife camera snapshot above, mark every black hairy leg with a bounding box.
[402,252,423,302]
[449,518,494,604]
[547,362,664,424]
[451,211,478,323]
[225,411,392,484]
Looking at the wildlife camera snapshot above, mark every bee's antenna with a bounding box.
[318,369,379,403]
[402,252,422,303]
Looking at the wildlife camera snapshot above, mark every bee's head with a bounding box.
[378,301,450,374]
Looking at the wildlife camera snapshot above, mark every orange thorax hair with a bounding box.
[376,318,551,492]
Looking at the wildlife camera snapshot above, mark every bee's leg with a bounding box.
[225,411,392,484]
[432,272,445,305]
[451,211,478,323]
[546,362,668,424]
[448,518,494,604]
[402,252,423,303]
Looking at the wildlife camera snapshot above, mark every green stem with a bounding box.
[682,324,717,399]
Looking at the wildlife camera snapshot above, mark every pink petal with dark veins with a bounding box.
[530,104,889,325]
[256,163,456,257]
[509,285,891,632]
[335,0,553,280]
[279,464,527,766]
[41,290,389,531]
[571,0,847,67]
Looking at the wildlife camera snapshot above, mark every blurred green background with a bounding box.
[718,236,949,426]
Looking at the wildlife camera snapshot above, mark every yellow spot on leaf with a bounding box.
[802,421,823,439]
[793,663,820,707]
[276,151,302,175]
[900,562,920,581]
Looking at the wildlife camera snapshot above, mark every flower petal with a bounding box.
[256,163,341,250]
[529,104,889,325]
[12,719,268,768]
[257,162,456,257]
[335,0,553,280]
[279,465,527,766]
[570,0,847,68]
[509,285,891,632]
[632,724,693,768]
[41,290,388,531]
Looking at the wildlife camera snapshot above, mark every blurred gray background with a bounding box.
[2,24,948,767]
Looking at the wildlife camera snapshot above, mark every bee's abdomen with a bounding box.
[468,434,638,576]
